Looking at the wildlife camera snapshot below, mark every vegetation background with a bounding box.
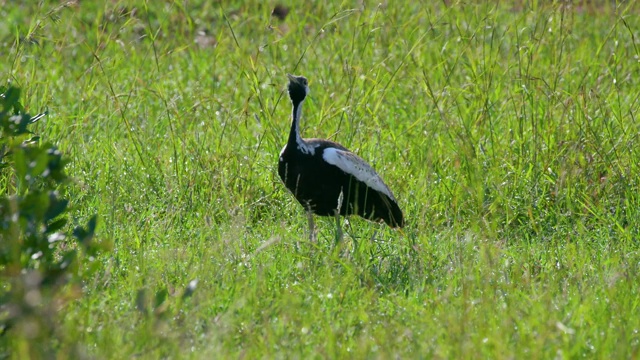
[1,0,639,358]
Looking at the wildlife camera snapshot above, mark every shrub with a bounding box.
[0,87,104,358]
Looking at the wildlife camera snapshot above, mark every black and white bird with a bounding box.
[278,74,404,240]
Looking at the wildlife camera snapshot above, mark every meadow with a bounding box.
[2,0,640,358]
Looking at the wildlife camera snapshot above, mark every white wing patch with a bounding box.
[297,141,315,155]
[281,142,317,158]
[322,147,396,200]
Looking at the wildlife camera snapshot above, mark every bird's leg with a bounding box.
[333,209,343,245]
[334,189,344,245]
[307,210,317,242]
[346,219,358,251]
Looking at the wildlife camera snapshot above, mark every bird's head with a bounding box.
[287,74,309,104]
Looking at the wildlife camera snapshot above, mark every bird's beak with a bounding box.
[286,73,297,83]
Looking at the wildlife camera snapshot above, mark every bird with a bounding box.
[278,73,404,241]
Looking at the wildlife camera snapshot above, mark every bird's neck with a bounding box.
[288,100,305,149]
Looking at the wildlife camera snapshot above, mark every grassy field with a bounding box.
[2,0,640,358]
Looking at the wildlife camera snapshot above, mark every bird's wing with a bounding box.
[322,147,396,201]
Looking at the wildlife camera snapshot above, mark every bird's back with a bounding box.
[279,139,404,227]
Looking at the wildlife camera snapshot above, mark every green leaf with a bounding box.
[56,250,76,271]
[1,87,21,113]
[154,288,168,309]
[44,192,68,222]
[21,191,51,224]
[43,145,69,183]
[3,114,31,135]
[45,218,68,234]
[136,289,147,314]
[31,147,51,178]
[73,215,97,245]
[13,147,28,187]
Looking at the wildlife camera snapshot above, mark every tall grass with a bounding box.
[2,0,639,358]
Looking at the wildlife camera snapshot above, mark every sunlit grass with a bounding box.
[2,0,640,358]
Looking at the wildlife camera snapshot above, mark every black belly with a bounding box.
[278,149,402,226]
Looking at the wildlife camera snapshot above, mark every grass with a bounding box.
[2,0,640,358]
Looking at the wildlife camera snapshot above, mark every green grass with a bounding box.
[3,0,640,358]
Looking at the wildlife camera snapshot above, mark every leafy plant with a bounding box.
[0,86,104,358]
